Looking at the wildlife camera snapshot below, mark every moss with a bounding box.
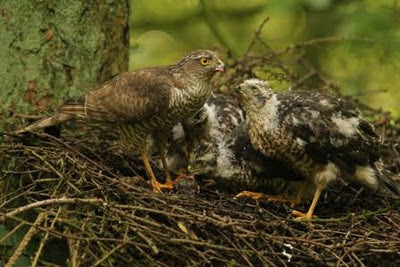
[0,0,129,118]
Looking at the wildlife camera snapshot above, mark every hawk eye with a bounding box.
[200,57,211,66]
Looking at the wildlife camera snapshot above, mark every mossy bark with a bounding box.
[0,0,129,122]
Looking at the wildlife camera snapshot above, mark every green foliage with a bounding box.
[130,0,400,116]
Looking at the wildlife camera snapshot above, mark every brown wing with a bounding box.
[84,68,174,123]
[16,67,175,134]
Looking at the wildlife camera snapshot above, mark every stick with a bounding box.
[6,212,46,267]
[0,197,104,223]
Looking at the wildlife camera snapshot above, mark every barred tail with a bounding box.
[16,98,86,134]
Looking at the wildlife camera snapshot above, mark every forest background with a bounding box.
[131,0,400,116]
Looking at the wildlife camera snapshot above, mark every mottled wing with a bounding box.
[210,94,244,133]
[84,68,174,123]
[278,90,379,174]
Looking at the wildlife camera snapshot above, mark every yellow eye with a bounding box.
[200,57,211,65]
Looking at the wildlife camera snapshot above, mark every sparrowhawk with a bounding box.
[236,79,399,221]
[17,50,225,192]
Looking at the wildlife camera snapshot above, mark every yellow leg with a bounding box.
[292,187,322,221]
[235,191,267,200]
[141,153,172,192]
[290,181,307,207]
[235,191,290,203]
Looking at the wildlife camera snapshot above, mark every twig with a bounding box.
[0,222,25,244]
[93,243,125,266]
[6,212,46,267]
[31,207,62,267]
[12,113,43,120]
[29,150,65,180]
[245,17,270,55]
[219,230,253,265]
[0,197,104,222]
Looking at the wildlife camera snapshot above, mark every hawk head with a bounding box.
[176,50,225,79]
[236,79,273,111]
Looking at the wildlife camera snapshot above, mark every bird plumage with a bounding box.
[237,78,399,220]
[182,93,303,195]
[17,49,225,192]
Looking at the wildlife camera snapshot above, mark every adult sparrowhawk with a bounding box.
[17,50,225,192]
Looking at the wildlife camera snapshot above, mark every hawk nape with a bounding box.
[17,50,225,192]
[236,79,399,221]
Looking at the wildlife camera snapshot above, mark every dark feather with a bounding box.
[277,90,380,178]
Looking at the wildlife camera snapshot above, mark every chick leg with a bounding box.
[234,191,290,203]
[292,187,322,221]
[159,146,174,189]
[290,181,307,207]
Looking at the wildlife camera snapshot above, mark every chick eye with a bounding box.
[200,57,211,65]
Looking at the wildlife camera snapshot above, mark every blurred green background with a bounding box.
[130,0,400,116]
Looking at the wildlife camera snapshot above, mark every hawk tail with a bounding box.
[16,98,86,134]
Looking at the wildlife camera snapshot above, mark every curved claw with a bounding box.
[291,210,316,221]
[292,188,322,222]
[151,179,174,192]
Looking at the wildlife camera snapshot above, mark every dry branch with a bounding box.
[1,197,104,223]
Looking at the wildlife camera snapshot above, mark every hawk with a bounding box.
[17,50,225,192]
[236,79,399,221]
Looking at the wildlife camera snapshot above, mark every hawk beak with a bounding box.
[215,60,225,72]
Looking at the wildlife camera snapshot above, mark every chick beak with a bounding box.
[215,59,225,72]
[235,85,242,93]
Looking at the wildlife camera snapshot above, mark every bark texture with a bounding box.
[0,0,129,118]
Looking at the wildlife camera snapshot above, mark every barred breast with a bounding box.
[119,83,212,153]
[248,120,317,182]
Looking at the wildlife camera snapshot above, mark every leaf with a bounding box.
[177,221,198,240]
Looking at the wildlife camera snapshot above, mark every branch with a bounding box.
[6,212,46,267]
[245,17,271,55]
[0,197,104,223]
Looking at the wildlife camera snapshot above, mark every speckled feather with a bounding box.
[238,79,384,192]
[256,90,378,178]
[185,93,303,193]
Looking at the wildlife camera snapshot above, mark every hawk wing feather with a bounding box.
[17,68,175,133]
[84,68,173,123]
[278,90,379,176]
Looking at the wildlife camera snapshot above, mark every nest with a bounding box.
[1,25,400,266]
[1,130,399,266]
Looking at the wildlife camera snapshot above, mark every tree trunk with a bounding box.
[0,0,129,123]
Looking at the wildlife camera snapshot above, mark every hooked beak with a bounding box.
[215,59,225,72]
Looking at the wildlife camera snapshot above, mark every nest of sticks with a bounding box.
[1,27,400,266]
